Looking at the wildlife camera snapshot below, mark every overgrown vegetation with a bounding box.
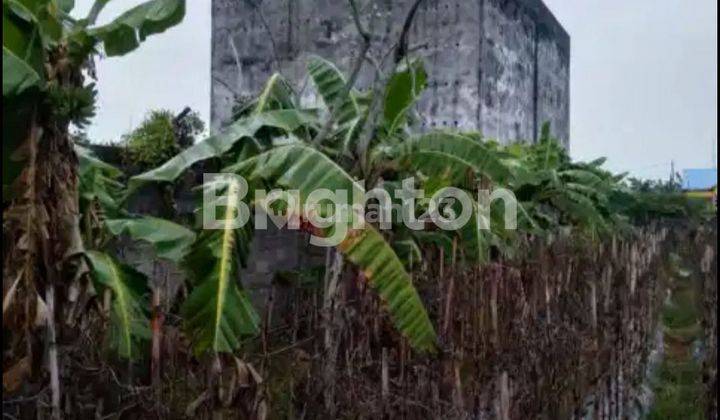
[2,0,715,418]
[122,108,204,168]
[2,0,185,418]
[648,246,710,419]
[79,56,711,363]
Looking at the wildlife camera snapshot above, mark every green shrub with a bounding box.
[123,109,179,168]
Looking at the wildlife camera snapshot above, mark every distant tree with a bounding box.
[173,106,206,148]
[123,108,205,168]
[627,176,683,194]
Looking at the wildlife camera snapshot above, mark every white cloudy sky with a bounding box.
[76,0,717,180]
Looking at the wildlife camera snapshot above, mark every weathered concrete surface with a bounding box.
[208,0,571,297]
[211,0,570,146]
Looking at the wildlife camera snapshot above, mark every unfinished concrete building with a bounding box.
[209,0,570,294]
[211,0,570,146]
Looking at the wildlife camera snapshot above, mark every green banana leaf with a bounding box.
[383,58,427,131]
[105,216,196,263]
[254,72,296,113]
[86,250,151,360]
[2,47,41,96]
[77,145,125,217]
[129,109,319,193]
[398,132,515,184]
[89,0,186,57]
[338,226,436,352]
[307,55,359,127]
[230,143,437,352]
[181,178,260,355]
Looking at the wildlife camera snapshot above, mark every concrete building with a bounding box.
[206,0,571,295]
[211,0,570,146]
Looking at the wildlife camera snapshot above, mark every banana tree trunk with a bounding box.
[44,283,61,420]
[3,71,82,419]
[322,249,344,416]
[151,287,163,386]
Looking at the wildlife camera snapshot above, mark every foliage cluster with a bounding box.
[124,109,177,167]
[2,1,186,417]
[77,56,711,361]
[3,1,712,414]
[121,108,204,168]
[649,252,706,419]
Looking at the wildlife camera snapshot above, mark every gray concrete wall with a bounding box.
[110,0,570,308]
[99,171,325,310]
[211,0,570,146]
[87,141,325,308]
[91,1,570,316]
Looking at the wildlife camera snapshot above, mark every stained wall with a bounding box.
[211,0,570,146]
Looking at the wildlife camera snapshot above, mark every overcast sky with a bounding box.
[77,0,717,180]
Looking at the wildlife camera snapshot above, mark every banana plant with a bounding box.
[227,143,437,351]
[126,55,701,358]
[84,250,151,360]
[181,179,260,355]
[127,56,629,354]
[3,1,185,414]
[80,149,262,359]
[83,215,195,361]
[505,136,625,240]
[130,59,440,353]
[77,146,196,362]
[386,131,540,263]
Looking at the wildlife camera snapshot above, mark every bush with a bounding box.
[123,110,178,168]
[123,108,205,168]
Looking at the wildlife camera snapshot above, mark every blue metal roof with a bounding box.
[682,168,717,190]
